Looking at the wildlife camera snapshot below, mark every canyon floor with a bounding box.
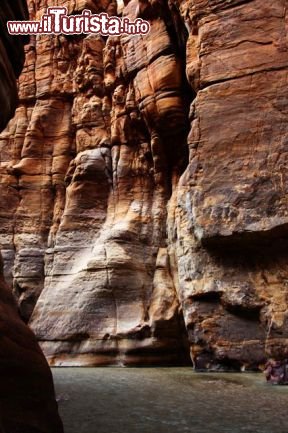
[53,368,288,433]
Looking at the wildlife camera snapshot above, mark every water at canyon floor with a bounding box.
[52,367,288,433]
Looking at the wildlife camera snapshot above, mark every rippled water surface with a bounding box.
[52,368,288,433]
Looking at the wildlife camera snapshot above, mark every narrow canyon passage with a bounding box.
[1,0,288,431]
[1,0,288,374]
[54,368,288,433]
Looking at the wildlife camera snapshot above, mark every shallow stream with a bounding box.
[52,368,288,433]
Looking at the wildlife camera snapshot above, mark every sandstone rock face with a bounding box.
[173,0,288,369]
[1,0,288,370]
[0,2,63,432]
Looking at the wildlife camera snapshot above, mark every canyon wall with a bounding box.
[0,1,63,432]
[1,0,288,370]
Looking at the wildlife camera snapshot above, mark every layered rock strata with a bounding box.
[1,0,288,370]
[172,0,288,369]
[0,1,63,432]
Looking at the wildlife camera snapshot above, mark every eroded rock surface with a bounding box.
[172,0,288,370]
[0,1,63,431]
[1,0,288,370]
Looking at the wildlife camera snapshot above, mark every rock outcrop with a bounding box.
[173,0,288,370]
[1,0,288,370]
[0,1,63,431]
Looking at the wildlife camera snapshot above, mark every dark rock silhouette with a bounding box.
[0,1,63,431]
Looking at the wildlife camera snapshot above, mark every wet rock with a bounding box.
[265,359,288,385]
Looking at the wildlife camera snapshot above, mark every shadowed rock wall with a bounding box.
[1,0,288,370]
[0,1,63,431]
[0,1,28,131]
